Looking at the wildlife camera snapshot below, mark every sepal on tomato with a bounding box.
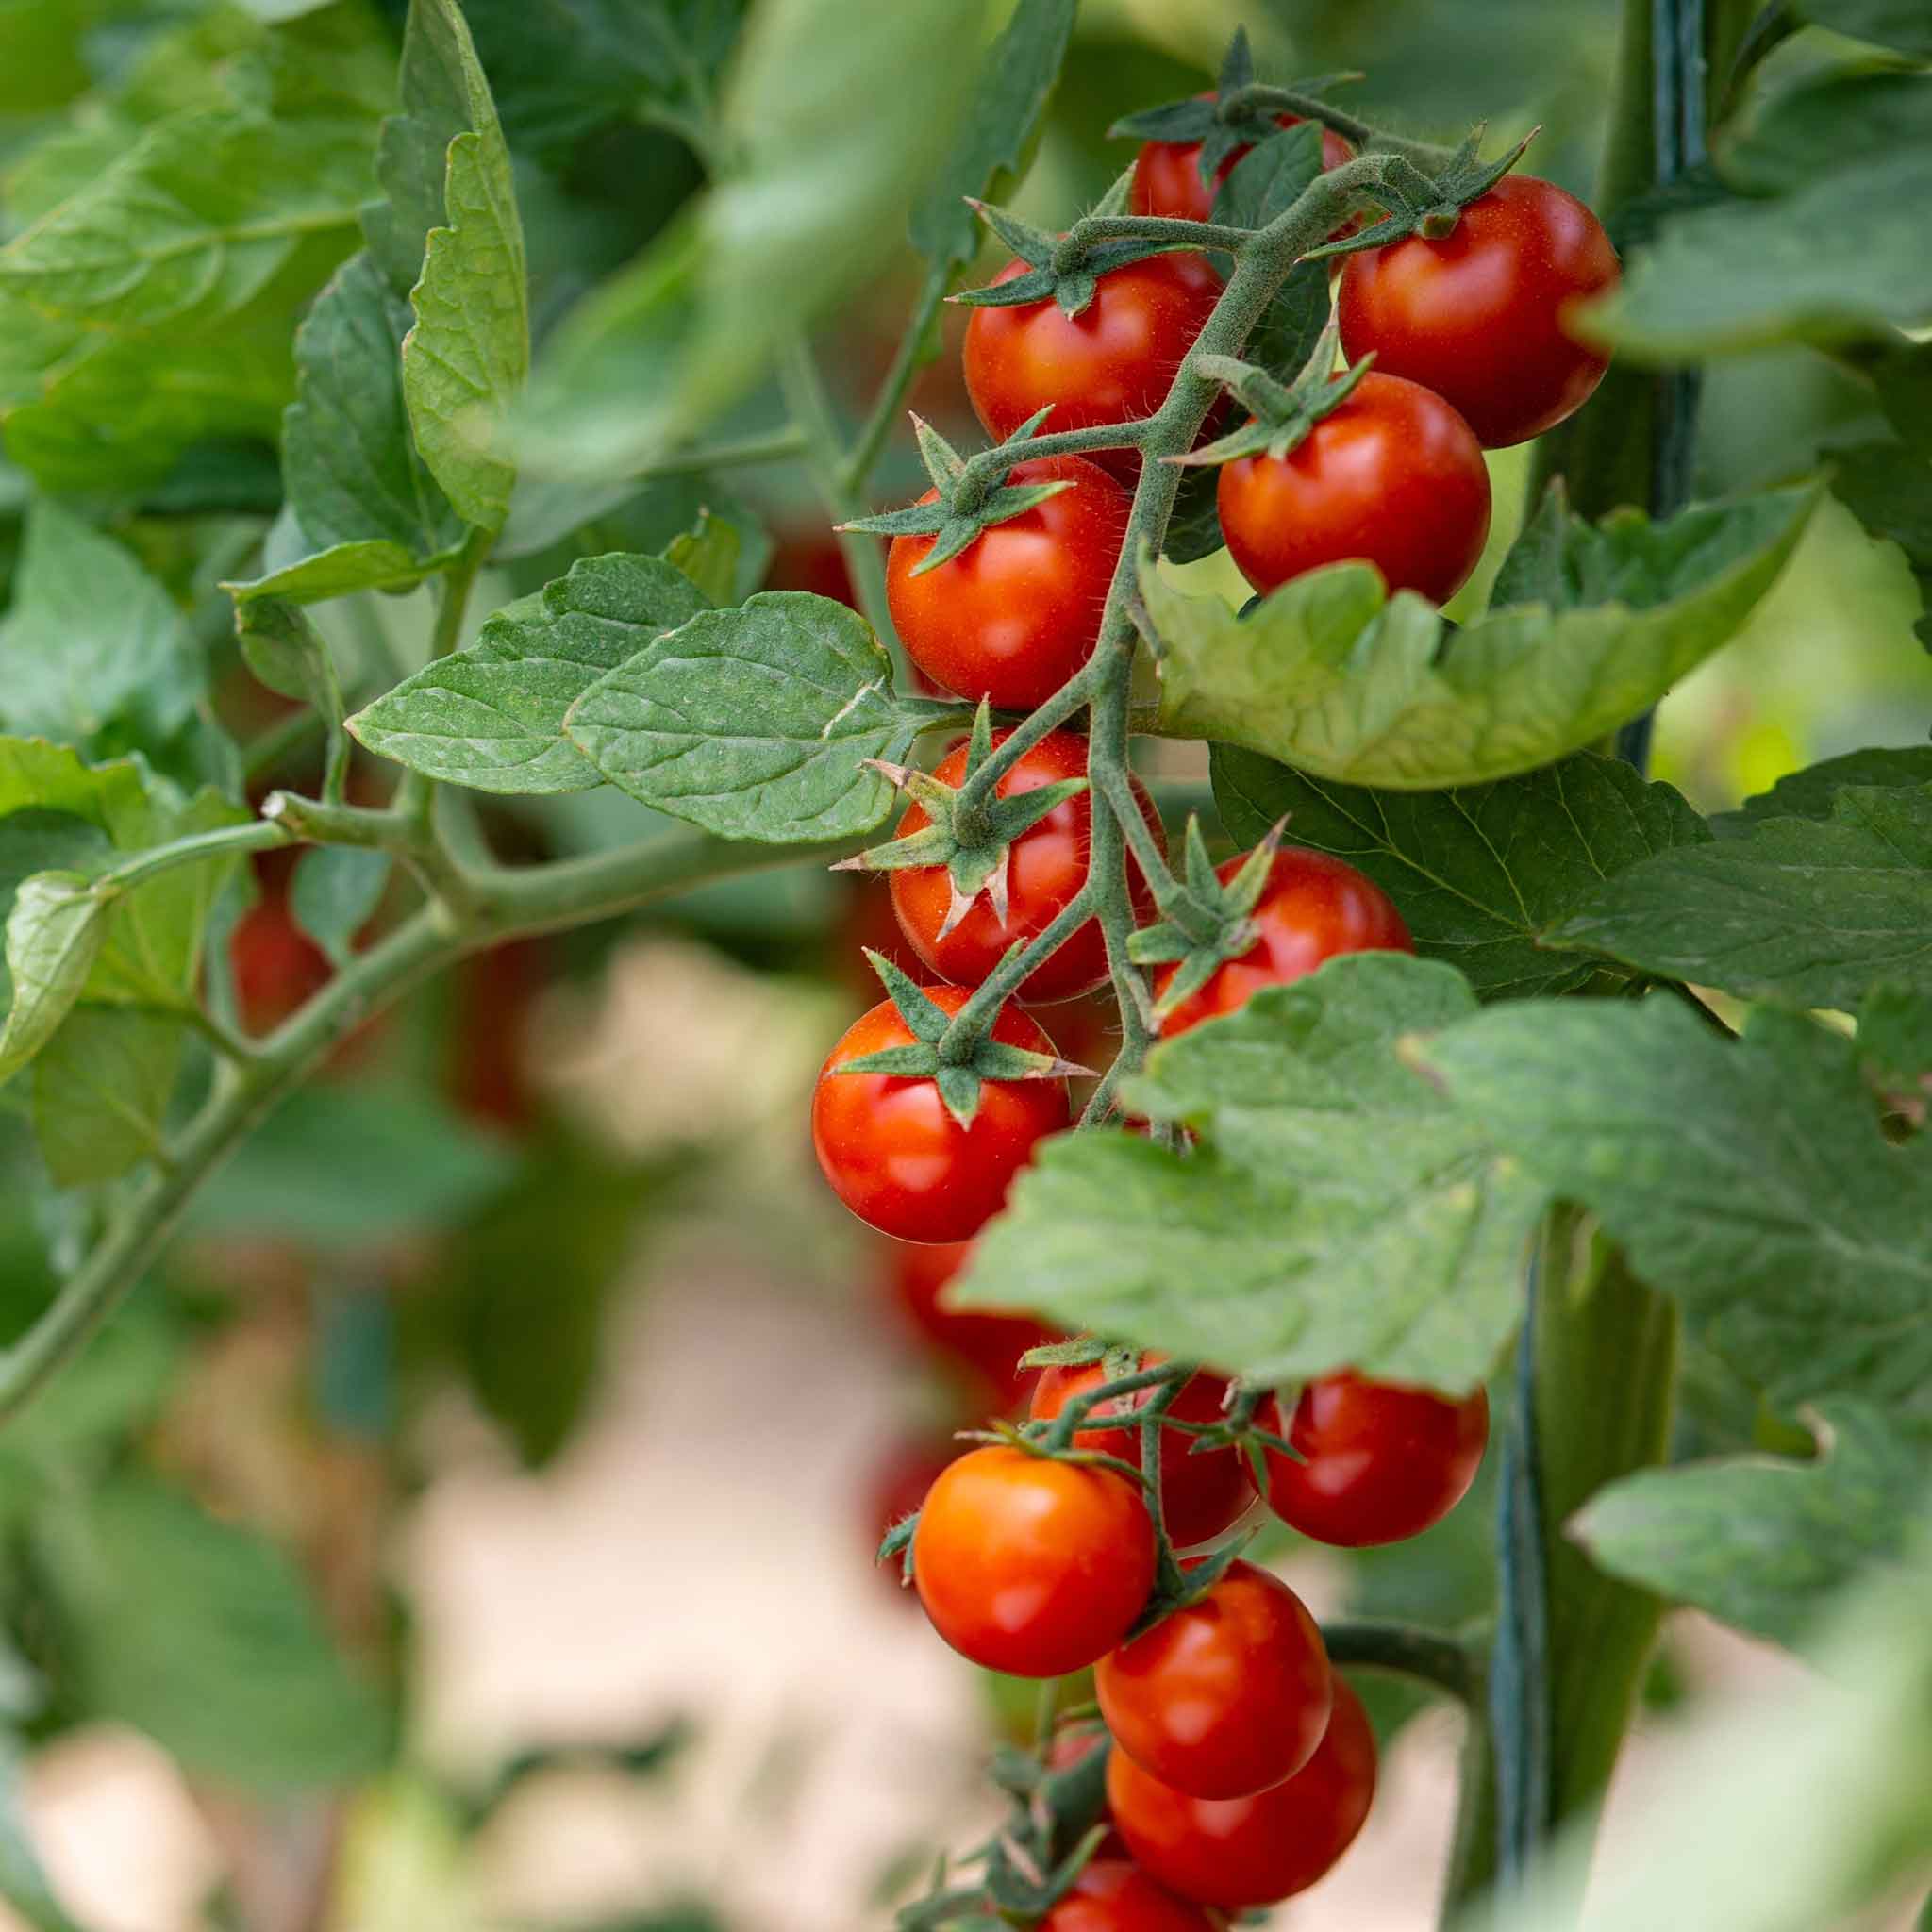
[1172,317,1372,467]
[1305,123,1540,261]
[1128,816,1290,1020]
[951,177,1175,320]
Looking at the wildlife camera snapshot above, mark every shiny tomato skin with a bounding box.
[1156,847,1413,1037]
[1096,1560,1331,1800]
[1107,1677,1378,1908]
[913,1444,1156,1676]
[1132,99,1355,225]
[1218,372,1491,606]
[887,456,1130,710]
[1260,1372,1491,1547]
[964,254,1224,479]
[811,988,1070,1243]
[890,730,1163,1004]
[886,1237,1050,1408]
[1029,1353,1253,1549]
[1337,172,1620,448]
[1038,1858,1219,1932]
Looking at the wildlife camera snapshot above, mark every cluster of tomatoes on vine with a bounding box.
[807,44,1617,1928]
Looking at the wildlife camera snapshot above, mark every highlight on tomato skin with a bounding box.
[1155,846,1415,1038]
[809,987,1072,1245]
[1106,1675,1379,1908]
[911,1443,1157,1677]
[1260,1371,1491,1547]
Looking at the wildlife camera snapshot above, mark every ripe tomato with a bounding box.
[230,895,332,1037]
[811,988,1070,1243]
[1132,97,1354,226]
[1107,1676,1377,1907]
[1336,173,1620,448]
[887,456,1130,710]
[912,1444,1156,1676]
[865,1434,960,1591]
[1029,1353,1253,1549]
[1217,372,1491,606]
[964,253,1223,479]
[1260,1372,1490,1547]
[1096,1560,1331,1799]
[1038,1858,1219,1932]
[449,938,546,1132]
[890,730,1163,1005]
[1156,847,1413,1037]
[886,1238,1049,1409]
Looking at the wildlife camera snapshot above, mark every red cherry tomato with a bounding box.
[1132,96,1355,226]
[1030,1353,1252,1549]
[448,938,546,1132]
[886,456,1131,710]
[964,253,1223,480]
[230,896,332,1037]
[886,1238,1049,1409]
[890,730,1164,1005]
[912,1444,1156,1676]
[1155,847,1413,1038]
[1096,1560,1331,1800]
[1107,1676,1378,1907]
[1045,1724,1125,1860]
[1038,1858,1219,1932]
[1217,372,1491,606]
[1260,1371,1490,1547]
[812,988,1070,1243]
[1337,173,1620,448]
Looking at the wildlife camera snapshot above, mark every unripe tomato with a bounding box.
[1097,1559,1331,1799]
[1029,1353,1252,1548]
[1217,372,1491,606]
[1132,97,1354,226]
[1155,847,1413,1037]
[886,456,1131,710]
[885,1238,1049,1409]
[890,730,1163,1004]
[964,254,1223,479]
[811,988,1070,1243]
[1107,1677,1378,1907]
[1260,1372,1490,1546]
[1038,1857,1219,1932]
[1337,173,1619,447]
[912,1444,1156,1676]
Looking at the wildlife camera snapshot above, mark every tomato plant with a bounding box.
[1036,1858,1217,1932]
[912,1444,1156,1676]
[1131,98,1354,225]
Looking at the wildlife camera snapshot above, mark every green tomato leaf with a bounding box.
[1574,1400,1932,1651]
[1716,746,1932,831]
[1546,780,1932,1009]
[347,551,712,794]
[660,511,741,609]
[954,954,1544,1393]
[1148,487,1815,788]
[1718,67,1932,199]
[564,591,916,843]
[33,1476,391,1790]
[0,502,202,759]
[1790,0,1932,57]
[289,847,391,968]
[1417,1001,1932,1414]
[1212,745,1711,1000]
[0,875,107,1087]
[393,0,528,533]
[907,0,1077,278]
[519,0,977,479]
[235,598,343,717]
[30,1008,183,1187]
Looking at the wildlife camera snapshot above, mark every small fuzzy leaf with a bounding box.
[0,874,107,1084]
[31,1008,183,1187]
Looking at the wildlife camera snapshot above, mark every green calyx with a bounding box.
[1175,316,1371,467]
[840,413,1074,572]
[951,172,1164,319]
[1127,815,1286,1020]
[839,942,1086,1127]
[834,704,1088,934]
[1305,122,1538,260]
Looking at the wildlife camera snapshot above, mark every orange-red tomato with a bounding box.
[230,896,332,1038]
[1155,847,1413,1037]
[890,729,1162,1004]
[1337,173,1620,448]
[1131,97,1355,225]
[885,1238,1049,1409]
[811,988,1070,1243]
[1260,1372,1491,1546]
[886,456,1131,710]
[964,254,1223,481]
[1218,372,1491,606]
[913,1444,1156,1676]
[1029,1353,1253,1549]
[1107,1676,1378,1907]
[1096,1560,1331,1799]
[1038,1858,1219,1932]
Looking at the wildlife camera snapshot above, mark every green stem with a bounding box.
[1322,1624,1484,1708]
[1058,214,1253,256]
[843,260,953,495]
[97,819,290,891]
[397,535,489,829]
[938,887,1096,1053]
[640,425,809,476]
[1220,86,1458,172]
